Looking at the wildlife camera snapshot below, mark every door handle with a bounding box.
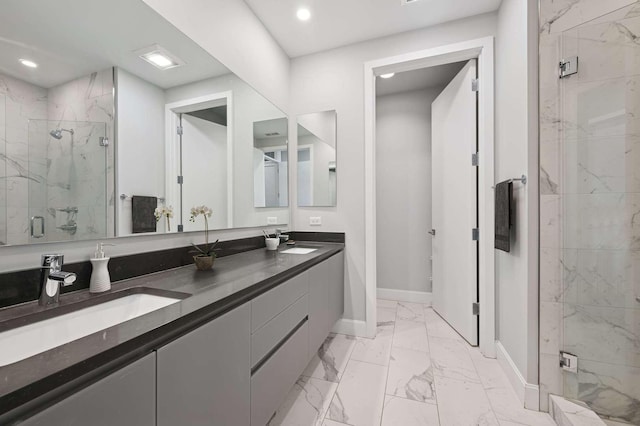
[428,229,436,236]
[31,216,45,238]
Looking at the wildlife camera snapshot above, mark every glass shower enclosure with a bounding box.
[27,120,108,243]
[558,6,640,424]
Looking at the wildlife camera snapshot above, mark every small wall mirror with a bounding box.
[297,110,337,207]
[253,118,289,208]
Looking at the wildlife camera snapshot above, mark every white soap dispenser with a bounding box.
[90,242,112,293]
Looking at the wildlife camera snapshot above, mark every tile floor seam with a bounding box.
[422,304,444,426]
[378,301,399,426]
[321,339,359,425]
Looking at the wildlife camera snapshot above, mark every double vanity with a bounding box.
[0,241,344,425]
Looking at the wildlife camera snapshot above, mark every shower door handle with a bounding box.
[31,216,45,239]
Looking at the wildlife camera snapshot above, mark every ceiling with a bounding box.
[0,0,229,89]
[244,0,502,57]
[254,118,289,139]
[376,61,466,96]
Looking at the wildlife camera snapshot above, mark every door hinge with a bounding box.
[472,302,480,315]
[560,351,578,373]
[472,228,479,241]
[559,56,578,79]
[471,78,479,92]
[177,175,183,184]
[472,152,479,166]
[177,126,183,135]
[99,136,109,147]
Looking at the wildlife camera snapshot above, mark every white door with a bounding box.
[181,114,228,231]
[431,59,478,345]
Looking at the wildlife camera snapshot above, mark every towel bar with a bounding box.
[492,175,527,189]
[120,194,166,203]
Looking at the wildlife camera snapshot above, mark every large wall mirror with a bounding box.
[0,0,288,246]
[297,110,337,207]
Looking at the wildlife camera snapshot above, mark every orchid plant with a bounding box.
[189,205,219,257]
[154,206,173,232]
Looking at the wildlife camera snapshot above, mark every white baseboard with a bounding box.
[496,341,540,411]
[377,288,432,305]
[332,318,368,337]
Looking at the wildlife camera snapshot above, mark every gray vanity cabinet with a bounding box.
[156,303,251,426]
[328,251,345,327]
[308,252,345,356]
[22,353,156,426]
[308,260,331,354]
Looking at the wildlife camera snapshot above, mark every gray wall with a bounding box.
[375,88,442,294]
[495,0,539,389]
[289,12,498,321]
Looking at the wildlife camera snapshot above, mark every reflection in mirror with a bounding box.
[0,0,289,246]
[297,111,337,207]
[253,119,289,208]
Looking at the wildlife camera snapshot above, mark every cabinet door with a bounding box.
[23,354,156,426]
[328,252,345,327]
[308,261,329,354]
[157,303,251,426]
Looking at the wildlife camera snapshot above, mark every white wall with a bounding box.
[289,12,498,321]
[376,88,441,294]
[495,0,539,390]
[141,0,290,112]
[116,68,166,236]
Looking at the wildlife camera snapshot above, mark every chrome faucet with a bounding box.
[39,254,77,306]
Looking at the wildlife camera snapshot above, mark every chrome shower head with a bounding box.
[49,128,74,140]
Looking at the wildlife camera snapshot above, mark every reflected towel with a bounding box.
[495,181,512,252]
[132,196,157,234]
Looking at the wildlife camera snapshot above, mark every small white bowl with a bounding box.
[265,238,279,251]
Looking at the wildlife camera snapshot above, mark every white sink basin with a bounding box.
[0,294,180,367]
[280,247,318,255]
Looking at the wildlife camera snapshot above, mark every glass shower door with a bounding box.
[560,6,640,424]
[28,120,108,243]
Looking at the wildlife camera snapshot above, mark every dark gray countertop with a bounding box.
[0,242,344,422]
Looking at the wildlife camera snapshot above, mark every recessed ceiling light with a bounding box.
[380,73,395,79]
[297,8,311,21]
[19,59,38,68]
[135,44,184,70]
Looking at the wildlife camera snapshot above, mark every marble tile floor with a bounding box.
[270,299,556,426]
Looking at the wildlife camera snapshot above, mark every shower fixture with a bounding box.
[49,128,74,139]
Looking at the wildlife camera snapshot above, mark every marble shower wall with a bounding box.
[539,0,640,423]
[0,73,48,246]
[0,69,114,245]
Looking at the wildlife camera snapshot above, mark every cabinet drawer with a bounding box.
[252,293,308,367]
[251,271,308,333]
[251,320,309,426]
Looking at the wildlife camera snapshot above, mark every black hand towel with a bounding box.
[495,181,512,252]
[132,196,157,234]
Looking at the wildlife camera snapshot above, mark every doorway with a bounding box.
[165,92,234,231]
[375,59,480,346]
[364,37,495,356]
